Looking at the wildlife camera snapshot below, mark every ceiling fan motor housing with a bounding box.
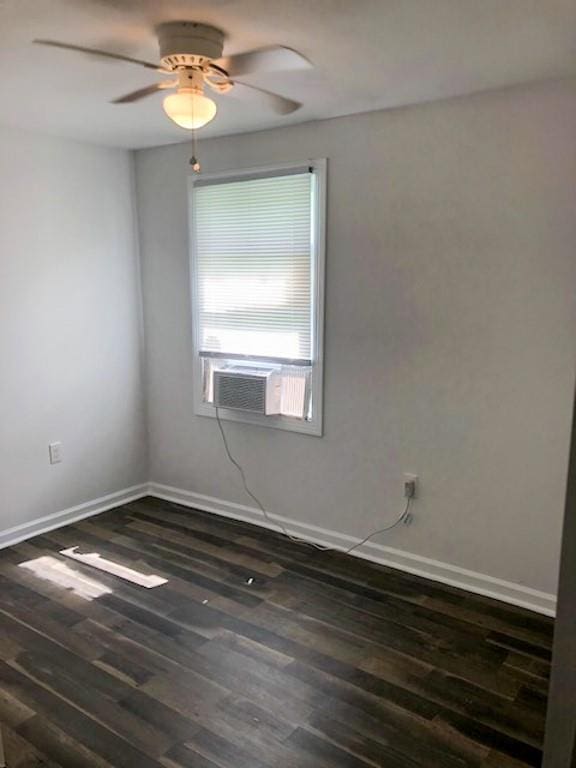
[157,22,225,69]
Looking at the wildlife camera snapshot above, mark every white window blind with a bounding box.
[193,170,313,363]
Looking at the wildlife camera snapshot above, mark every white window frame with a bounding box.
[188,158,326,437]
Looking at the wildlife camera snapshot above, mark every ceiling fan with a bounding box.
[34,21,311,131]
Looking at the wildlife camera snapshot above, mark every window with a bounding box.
[189,160,326,435]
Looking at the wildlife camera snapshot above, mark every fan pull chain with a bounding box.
[190,129,201,172]
[189,90,201,173]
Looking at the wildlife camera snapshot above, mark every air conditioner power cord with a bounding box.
[214,407,412,555]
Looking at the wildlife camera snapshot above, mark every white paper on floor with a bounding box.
[60,546,168,589]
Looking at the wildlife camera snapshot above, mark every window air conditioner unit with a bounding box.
[213,366,281,415]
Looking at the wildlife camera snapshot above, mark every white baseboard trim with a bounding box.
[148,482,557,617]
[0,484,148,551]
[0,481,556,617]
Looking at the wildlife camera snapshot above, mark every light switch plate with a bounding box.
[49,442,63,464]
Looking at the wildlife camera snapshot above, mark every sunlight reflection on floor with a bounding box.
[19,555,111,600]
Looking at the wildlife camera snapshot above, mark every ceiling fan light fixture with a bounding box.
[163,89,217,130]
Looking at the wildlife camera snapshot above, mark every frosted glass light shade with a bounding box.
[163,90,217,130]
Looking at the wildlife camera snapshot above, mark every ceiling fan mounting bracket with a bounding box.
[204,64,234,94]
[156,21,225,71]
[175,68,214,95]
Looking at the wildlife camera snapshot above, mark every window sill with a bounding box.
[194,400,323,437]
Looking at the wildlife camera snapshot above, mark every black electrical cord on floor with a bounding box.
[214,406,412,555]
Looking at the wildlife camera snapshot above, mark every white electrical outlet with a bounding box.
[49,442,63,465]
[403,473,418,499]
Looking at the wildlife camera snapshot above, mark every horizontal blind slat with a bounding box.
[193,172,313,361]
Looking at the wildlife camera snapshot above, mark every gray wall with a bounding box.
[136,78,576,595]
[0,127,147,532]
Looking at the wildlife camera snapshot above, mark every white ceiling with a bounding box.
[1,0,575,149]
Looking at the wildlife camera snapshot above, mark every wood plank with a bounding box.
[0,723,62,768]
[0,497,551,768]
[0,659,165,768]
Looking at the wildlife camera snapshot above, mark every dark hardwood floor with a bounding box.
[0,496,552,767]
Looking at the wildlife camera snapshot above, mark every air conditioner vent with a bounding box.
[213,367,281,415]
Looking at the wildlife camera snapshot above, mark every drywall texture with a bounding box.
[0,127,147,532]
[136,79,576,595]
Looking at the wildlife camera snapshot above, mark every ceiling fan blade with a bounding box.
[216,46,311,78]
[232,81,301,115]
[111,81,176,104]
[33,39,161,71]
